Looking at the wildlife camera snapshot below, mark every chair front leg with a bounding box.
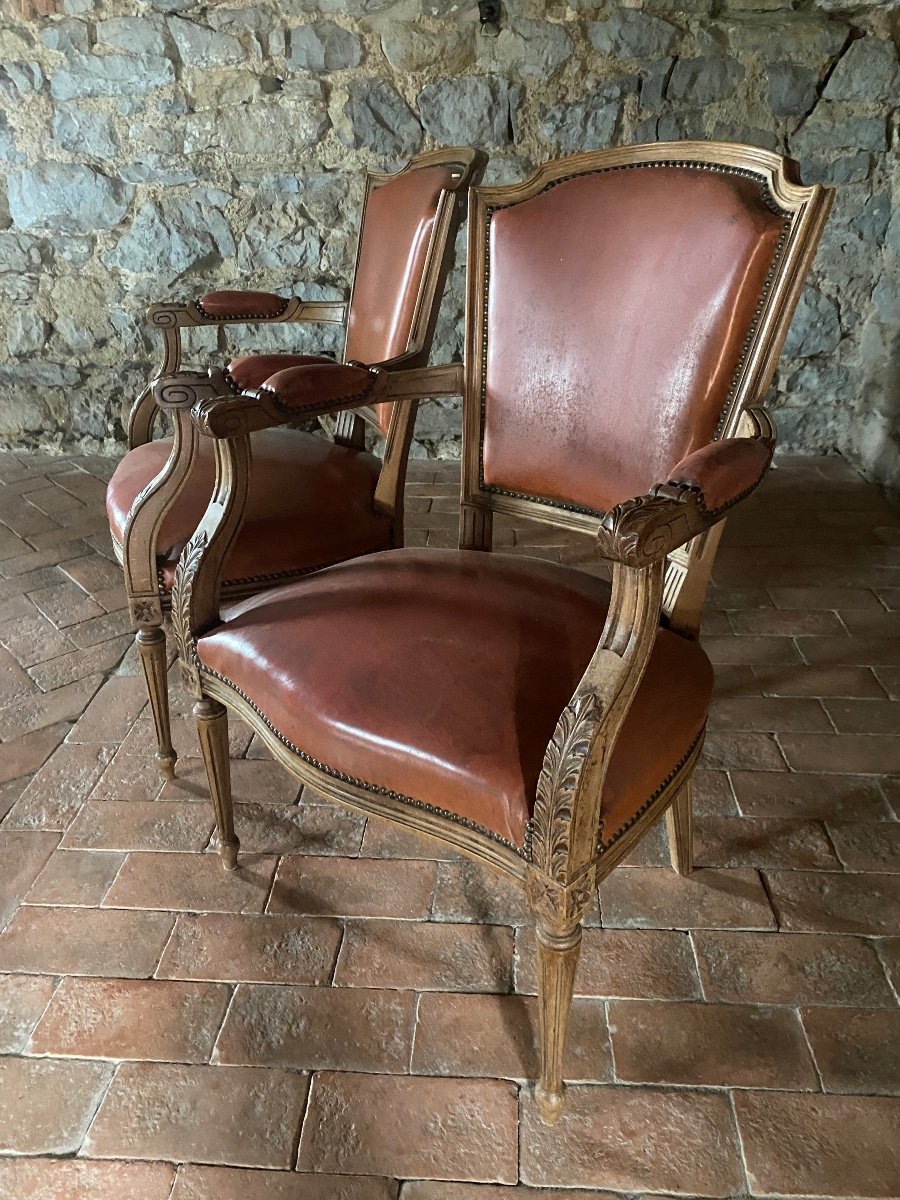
[194,696,239,870]
[135,625,177,780]
[666,778,694,875]
[533,912,582,1125]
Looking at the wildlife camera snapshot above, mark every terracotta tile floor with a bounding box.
[0,447,898,1199]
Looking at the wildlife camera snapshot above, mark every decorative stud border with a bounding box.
[201,665,523,855]
[196,297,290,321]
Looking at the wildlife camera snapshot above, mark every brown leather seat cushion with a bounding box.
[197,549,713,847]
[106,429,391,589]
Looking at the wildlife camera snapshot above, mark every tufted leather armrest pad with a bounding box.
[197,291,290,320]
[666,435,775,515]
[258,361,383,415]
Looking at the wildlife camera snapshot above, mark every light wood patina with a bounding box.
[171,142,832,1124]
[111,148,486,778]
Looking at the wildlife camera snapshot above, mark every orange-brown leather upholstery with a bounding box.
[482,166,786,514]
[259,362,380,416]
[345,164,458,433]
[197,549,713,846]
[228,353,334,391]
[198,291,289,319]
[107,430,390,589]
[666,435,774,512]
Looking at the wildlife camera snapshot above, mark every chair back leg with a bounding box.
[135,625,177,780]
[666,780,694,876]
[533,916,582,1125]
[193,697,239,870]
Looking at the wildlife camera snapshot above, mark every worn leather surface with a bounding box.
[107,429,390,588]
[482,167,785,514]
[198,548,713,846]
[260,362,380,414]
[228,354,334,390]
[199,291,288,318]
[345,165,457,433]
[666,435,774,512]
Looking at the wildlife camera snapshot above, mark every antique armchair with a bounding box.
[169,143,832,1122]
[106,147,486,778]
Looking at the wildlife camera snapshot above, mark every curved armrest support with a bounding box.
[596,409,775,568]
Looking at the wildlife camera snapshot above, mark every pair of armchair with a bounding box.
[107,142,832,1123]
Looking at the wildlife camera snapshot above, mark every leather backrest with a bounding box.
[480,165,787,514]
[345,165,457,371]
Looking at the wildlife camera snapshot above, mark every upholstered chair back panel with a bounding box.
[345,165,457,373]
[480,165,786,514]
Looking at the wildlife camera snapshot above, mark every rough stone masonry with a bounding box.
[1,0,898,495]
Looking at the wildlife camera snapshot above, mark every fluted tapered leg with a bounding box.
[194,697,239,870]
[136,626,177,780]
[534,917,581,1125]
[666,779,694,875]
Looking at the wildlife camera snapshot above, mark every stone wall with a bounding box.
[1,0,898,491]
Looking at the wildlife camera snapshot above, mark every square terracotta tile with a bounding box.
[801,1008,900,1095]
[103,851,278,913]
[62,801,214,853]
[268,855,435,919]
[0,905,174,977]
[692,929,896,1007]
[215,983,416,1072]
[0,1056,113,1154]
[765,870,900,934]
[233,803,366,856]
[608,999,818,1088]
[0,1159,176,1200]
[157,913,342,985]
[298,1072,518,1183]
[734,1091,900,1198]
[515,927,701,999]
[412,991,611,1082]
[335,919,514,992]
[170,1165,396,1199]
[26,848,124,905]
[0,974,57,1052]
[84,1062,309,1168]
[0,829,59,925]
[30,977,230,1063]
[431,858,529,925]
[520,1085,743,1194]
[4,743,114,831]
[598,866,776,931]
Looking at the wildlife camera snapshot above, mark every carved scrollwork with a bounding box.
[171,529,208,667]
[147,304,185,329]
[596,489,704,568]
[153,372,217,411]
[529,692,602,883]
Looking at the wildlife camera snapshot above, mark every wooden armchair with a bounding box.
[105,147,486,778]
[170,143,832,1123]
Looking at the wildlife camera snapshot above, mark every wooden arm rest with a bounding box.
[147,295,347,330]
[596,409,776,567]
[159,361,464,439]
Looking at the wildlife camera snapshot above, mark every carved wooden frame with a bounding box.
[111,147,486,776]
[173,142,832,1124]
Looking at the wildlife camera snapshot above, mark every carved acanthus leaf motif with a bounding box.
[171,529,208,667]
[596,489,703,567]
[530,692,602,884]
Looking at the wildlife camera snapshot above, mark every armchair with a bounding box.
[171,143,832,1123]
[106,147,486,778]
